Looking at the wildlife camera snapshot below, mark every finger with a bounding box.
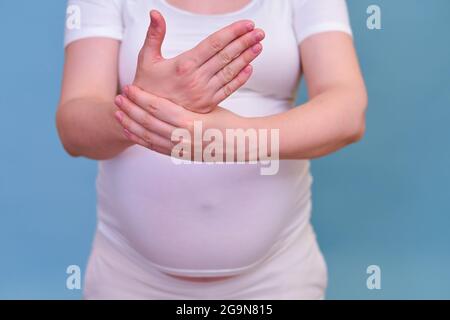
[200,28,264,77]
[209,43,262,90]
[123,128,152,148]
[124,85,193,128]
[141,10,167,61]
[187,20,255,66]
[124,128,172,156]
[114,110,174,153]
[115,94,176,139]
[212,65,253,104]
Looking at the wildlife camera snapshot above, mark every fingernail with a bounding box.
[244,65,252,73]
[246,22,255,31]
[255,31,265,41]
[123,86,129,97]
[150,10,158,22]
[115,95,123,106]
[252,43,262,54]
[115,111,123,122]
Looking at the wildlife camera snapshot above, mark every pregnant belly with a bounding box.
[96,146,312,276]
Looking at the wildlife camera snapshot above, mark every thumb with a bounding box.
[143,10,166,61]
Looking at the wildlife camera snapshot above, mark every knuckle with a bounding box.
[120,100,129,112]
[218,51,232,65]
[152,97,165,111]
[241,37,252,49]
[124,102,134,114]
[145,102,157,114]
[232,23,242,37]
[141,114,153,128]
[175,59,195,76]
[169,139,177,150]
[221,66,235,82]
[147,27,159,40]
[143,132,153,144]
[209,37,223,52]
[236,75,245,87]
[121,117,130,130]
[223,85,233,97]
[238,71,247,83]
[245,49,255,61]
[190,92,203,103]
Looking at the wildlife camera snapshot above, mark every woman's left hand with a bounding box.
[113,85,243,160]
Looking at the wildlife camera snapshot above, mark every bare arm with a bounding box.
[115,32,368,160]
[227,32,368,159]
[279,32,368,158]
[242,33,367,159]
[56,39,130,160]
[56,14,264,160]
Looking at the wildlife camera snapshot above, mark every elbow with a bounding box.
[55,107,81,158]
[61,142,82,158]
[349,117,366,143]
[345,91,368,144]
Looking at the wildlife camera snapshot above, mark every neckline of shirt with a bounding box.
[158,0,260,18]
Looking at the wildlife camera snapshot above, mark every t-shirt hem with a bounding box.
[296,23,353,45]
[64,27,123,48]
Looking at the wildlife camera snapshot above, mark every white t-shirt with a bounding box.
[65,0,352,277]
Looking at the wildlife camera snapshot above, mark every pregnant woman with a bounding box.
[57,0,367,299]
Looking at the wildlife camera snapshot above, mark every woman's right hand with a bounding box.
[133,10,265,114]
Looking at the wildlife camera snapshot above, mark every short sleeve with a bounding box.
[64,0,124,48]
[291,0,353,45]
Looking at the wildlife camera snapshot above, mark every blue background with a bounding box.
[1,0,449,299]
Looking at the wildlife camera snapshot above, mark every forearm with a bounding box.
[56,98,132,160]
[231,87,367,160]
[111,84,367,162]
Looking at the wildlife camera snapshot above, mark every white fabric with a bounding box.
[64,0,352,298]
[84,219,328,299]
